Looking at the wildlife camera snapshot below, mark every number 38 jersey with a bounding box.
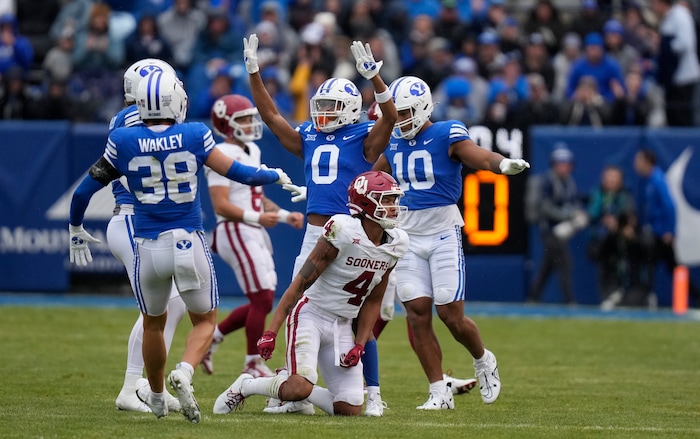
[103,122,217,239]
[303,214,409,319]
[382,120,469,210]
[296,121,375,217]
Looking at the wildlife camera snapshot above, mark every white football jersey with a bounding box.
[304,214,409,319]
[206,141,264,223]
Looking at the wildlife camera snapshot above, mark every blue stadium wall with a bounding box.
[1,122,698,307]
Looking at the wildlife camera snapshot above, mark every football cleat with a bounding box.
[474,349,501,404]
[364,393,388,417]
[213,373,253,415]
[416,384,454,410]
[262,398,315,415]
[168,369,201,423]
[243,357,274,378]
[443,372,478,395]
[116,382,151,413]
[135,378,168,419]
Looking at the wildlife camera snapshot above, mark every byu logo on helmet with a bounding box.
[409,81,427,96]
[139,64,164,77]
[344,82,359,96]
[177,240,192,250]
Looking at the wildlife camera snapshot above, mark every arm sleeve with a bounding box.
[225,160,280,185]
[69,174,108,226]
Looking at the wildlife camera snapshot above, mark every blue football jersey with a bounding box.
[103,122,217,239]
[109,104,143,206]
[296,121,374,216]
[383,120,470,210]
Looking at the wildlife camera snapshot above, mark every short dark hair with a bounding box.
[638,148,656,166]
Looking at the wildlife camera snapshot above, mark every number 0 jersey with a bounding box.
[296,121,375,216]
[303,215,409,319]
[103,122,217,239]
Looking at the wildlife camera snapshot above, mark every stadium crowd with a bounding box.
[1,0,699,127]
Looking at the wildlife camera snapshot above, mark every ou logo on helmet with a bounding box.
[409,81,426,97]
[353,175,368,194]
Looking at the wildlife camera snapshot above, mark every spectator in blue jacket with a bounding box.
[0,13,34,78]
[633,148,700,305]
[566,32,625,102]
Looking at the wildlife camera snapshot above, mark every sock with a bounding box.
[474,349,489,364]
[245,290,274,354]
[308,385,335,415]
[213,326,224,342]
[126,313,145,376]
[372,318,389,339]
[429,380,447,394]
[245,354,260,363]
[151,390,165,403]
[241,375,285,398]
[366,385,380,400]
[121,373,142,392]
[164,296,187,355]
[362,338,380,387]
[176,362,195,381]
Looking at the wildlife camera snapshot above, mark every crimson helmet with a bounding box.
[347,171,406,229]
[210,94,263,142]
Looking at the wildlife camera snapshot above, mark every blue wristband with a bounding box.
[225,160,279,185]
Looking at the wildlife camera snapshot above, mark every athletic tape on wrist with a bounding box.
[277,209,290,223]
[243,211,261,225]
[374,88,392,104]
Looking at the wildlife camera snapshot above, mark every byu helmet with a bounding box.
[310,78,362,132]
[388,76,434,139]
[135,70,188,124]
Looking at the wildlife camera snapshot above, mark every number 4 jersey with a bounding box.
[104,122,217,239]
[303,214,408,319]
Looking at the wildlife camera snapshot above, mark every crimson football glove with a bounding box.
[340,343,365,368]
[257,330,277,360]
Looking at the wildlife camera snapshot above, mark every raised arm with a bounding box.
[351,40,397,163]
[244,34,303,157]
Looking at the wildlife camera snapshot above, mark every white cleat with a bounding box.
[135,378,168,419]
[416,384,454,410]
[474,349,501,404]
[443,373,478,395]
[213,373,253,415]
[364,393,388,417]
[168,369,201,423]
[262,398,315,415]
[116,382,151,413]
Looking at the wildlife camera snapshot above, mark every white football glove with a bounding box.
[552,220,575,240]
[350,41,383,80]
[282,183,307,203]
[499,158,530,175]
[243,34,259,74]
[273,168,291,185]
[69,224,101,267]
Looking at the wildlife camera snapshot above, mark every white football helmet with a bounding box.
[310,78,362,132]
[135,70,188,123]
[123,58,177,104]
[388,76,434,139]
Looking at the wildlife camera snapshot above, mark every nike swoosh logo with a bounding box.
[439,235,449,240]
[343,135,356,140]
[423,139,434,145]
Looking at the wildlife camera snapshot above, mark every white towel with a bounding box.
[172,229,203,291]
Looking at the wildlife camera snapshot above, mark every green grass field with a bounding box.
[1,303,699,439]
